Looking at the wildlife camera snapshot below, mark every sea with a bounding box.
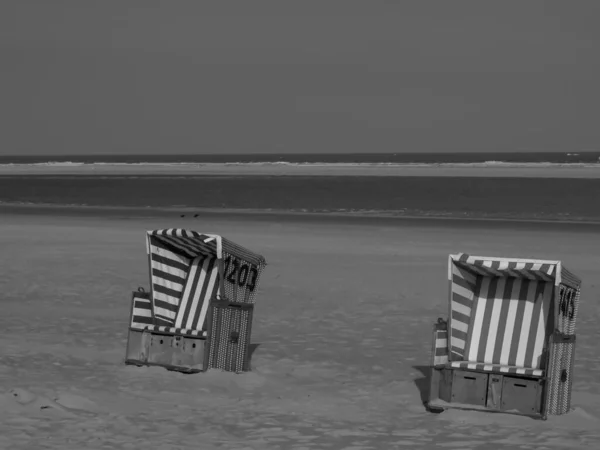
[1,152,600,223]
[1,151,599,165]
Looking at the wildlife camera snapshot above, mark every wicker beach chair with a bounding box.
[428,253,581,419]
[125,229,267,373]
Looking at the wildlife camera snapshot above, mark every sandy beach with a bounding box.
[1,210,599,449]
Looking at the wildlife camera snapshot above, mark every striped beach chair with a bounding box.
[428,253,581,419]
[125,229,267,373]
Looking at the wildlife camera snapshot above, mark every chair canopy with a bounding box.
[131,229,267,336]
[447,253,581,376]
[449,253,581,285]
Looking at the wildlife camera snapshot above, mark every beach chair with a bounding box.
[125,229,267,373]
[428,253,581,419]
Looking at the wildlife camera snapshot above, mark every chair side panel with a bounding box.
[545,333,576,416]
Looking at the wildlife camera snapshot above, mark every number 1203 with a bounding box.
[223,256,258,292]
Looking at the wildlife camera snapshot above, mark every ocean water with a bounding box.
[1,151,600,165]
[1,175,600,223]
[1,152,599,222]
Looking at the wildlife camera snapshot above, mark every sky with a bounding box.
[0,1,599,155]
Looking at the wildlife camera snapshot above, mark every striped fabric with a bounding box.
[139,324,207,337]
[452,253,557,281]
[174,255,220,332]
[449,261,478,360]
[148,229,266,267]
[448,254,559,376]
[149,229,221,259]
[449,361,543,377]
[149,236,191,325]
[130,291,153,329]
[463,278,553,370]
[433,327,449,367]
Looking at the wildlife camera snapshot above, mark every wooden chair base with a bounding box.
[125,329,208,373]
[124,299,256,375]
[428,367,546,419]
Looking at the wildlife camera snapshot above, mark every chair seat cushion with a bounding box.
[449,360,543,377]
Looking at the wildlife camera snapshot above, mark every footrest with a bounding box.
[449,361,543,377]
[130,324,207,337]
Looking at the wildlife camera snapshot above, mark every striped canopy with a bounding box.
[147,229,266,266]
[449,253,581,287]
[447,253,581,377]
[143,229,266,333]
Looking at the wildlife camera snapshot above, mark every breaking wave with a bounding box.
[1,160,599,169]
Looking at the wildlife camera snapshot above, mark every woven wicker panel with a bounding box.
[207,302,254,373]
[557,284,580,335]
[560,267,582,290]
[221,237,266,267]
[545,335,576,416]
[221,251,266,304]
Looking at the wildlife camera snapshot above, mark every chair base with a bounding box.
[124,291,257,375]
[428,367,546,419]
[125,328,208,373]
[427,399,546,420]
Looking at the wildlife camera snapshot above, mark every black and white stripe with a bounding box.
[149,236,191,325]
[148,229,266,266]
[137,324,207,337]
[130,291,154,328]
[148,229,220,259]
[454,253,556,281]
[174,255,220,331]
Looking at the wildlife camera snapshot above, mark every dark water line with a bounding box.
[3,204,600,235]
[2,151,600,165]
[1,176,600,220]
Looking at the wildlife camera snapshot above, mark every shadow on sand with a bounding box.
[413,365,442,414]
[248,343,260,367]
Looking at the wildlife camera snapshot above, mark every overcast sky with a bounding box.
[1,1,598,155]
